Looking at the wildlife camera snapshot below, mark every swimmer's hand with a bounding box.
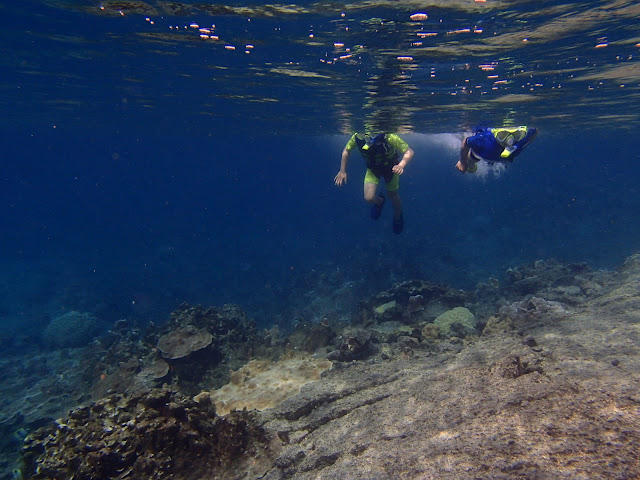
[392,161,406,175]
[334,171,347,186]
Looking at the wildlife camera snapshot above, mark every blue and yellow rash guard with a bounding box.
[467,126,537,163]
[345,133,409,181]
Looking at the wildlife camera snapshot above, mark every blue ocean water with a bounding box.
[1,0,639,338]
[2,1,640,477]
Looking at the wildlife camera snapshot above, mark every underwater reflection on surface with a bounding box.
[2,0,639,134]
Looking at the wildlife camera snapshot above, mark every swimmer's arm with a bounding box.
[341,147,350,167]
[457,137,472,172]
[399,147,414,168]
[334,148,350,185]
[337,147,352,176]
[460,138,470,164]
[392,147,414,175]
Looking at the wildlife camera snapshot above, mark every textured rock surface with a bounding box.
[196,353,332,416]
[16,255,640,479]
[252,262,640,479]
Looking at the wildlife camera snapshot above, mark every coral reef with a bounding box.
[8,254,640,479]
[42,311,99,348]
[156,326,213,360]
[355,279,472,326]
[90,303,268,399]
[21,389,278,480]
[326,328,374,362]
[433,306,477,336]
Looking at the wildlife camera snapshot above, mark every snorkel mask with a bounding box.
[494,127,527,144]
[493,127,527,158]
[358,133,385,151]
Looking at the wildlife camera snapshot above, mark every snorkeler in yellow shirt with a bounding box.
[334,133,414,234]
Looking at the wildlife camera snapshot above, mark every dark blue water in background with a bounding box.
[1,0,640,342]
[2,128,639,337]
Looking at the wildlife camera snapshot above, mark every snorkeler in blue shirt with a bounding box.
[456,126,537,173]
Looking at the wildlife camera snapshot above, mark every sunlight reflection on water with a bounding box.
[3,0,639,134]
